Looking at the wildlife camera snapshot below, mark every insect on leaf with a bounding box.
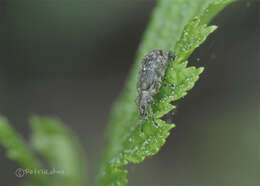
[97,0,237,185]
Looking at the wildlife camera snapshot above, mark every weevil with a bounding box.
[136,49,175,118]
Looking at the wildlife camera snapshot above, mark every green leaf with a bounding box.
[199,0,237,24]
[30,116,87,186]
[97,0,236,185]
[0,116,49,186]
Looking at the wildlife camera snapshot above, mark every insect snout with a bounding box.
[140,105,147,117]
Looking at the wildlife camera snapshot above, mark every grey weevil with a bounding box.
[136,49,175,118]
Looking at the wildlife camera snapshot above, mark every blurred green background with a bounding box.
[0,0,259,186]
